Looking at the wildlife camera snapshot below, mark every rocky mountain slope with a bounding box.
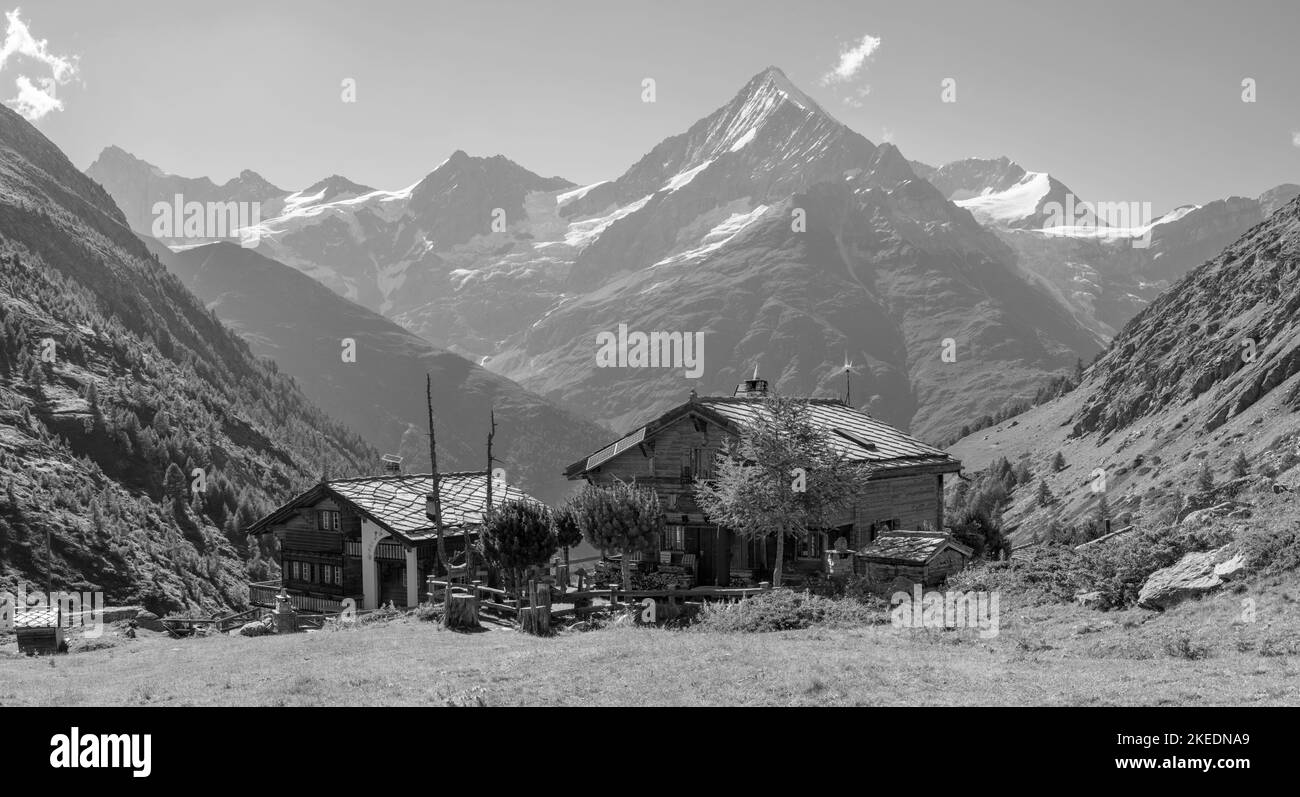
[0,104,376,614]
[152,240,608,504]
[949,194,1300,544]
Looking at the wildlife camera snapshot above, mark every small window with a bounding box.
[687,448,715,480]
[334,566,343,585]
[317,510,340,531]
[290,561,301,581]
[797,534,825,560]
[662,525,685,551]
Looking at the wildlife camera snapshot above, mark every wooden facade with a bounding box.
[565,382,963,587]
[247,471,528,611]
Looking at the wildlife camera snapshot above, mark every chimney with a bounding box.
[733,375,770,398]
[381,454,403,476]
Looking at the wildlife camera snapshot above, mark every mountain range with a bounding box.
[90,66,1117,442]
[913,154,1300,339]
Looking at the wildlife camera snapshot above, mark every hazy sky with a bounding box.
[13,0,1300,213]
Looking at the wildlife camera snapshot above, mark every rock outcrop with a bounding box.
[1137,546,1246,610]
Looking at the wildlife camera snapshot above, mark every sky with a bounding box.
[8,0,1300,214]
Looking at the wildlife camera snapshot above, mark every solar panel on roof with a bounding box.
[586,427,646,471]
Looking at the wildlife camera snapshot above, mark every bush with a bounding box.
[1237,520,1300,575]
[946,544,1090,605]
[950,507,1009,559]
[692,589,881,633]
[480,499,556,593]
[1080,524,1233,610]
[1163,630,1210,660]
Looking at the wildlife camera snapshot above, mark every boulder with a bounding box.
[238,618,274,637]
[1214,552,1246,581]
[134,611,167,632]
[1138,546,1243,611]
[1178,501,1241,527]
[1176,477,1254,523]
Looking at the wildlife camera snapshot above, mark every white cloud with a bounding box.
[0,8,79,121]
[842,85,872,108]
[820,33,881,86]
[9,73,60,118]
[1292,131,1300,148]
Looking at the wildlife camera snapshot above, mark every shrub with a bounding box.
[946,544,1089,605]
[480,499,556,593]
[1163,631,1210,660]
[1259,634,1300,657]
[1080,524,1233,609]
[1231,452,1250,479]
[1196,460,1215,492]
[415,604,443,623]
[692,589,880,633]
[568,480,662,589]
[950,507,1008,559]
[1237,520,1300,575]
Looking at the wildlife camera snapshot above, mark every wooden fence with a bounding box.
[427,576,772,624]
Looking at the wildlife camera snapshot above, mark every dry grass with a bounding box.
[2,575,1298,706]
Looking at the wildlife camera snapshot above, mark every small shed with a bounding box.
[15,608,65,655]
[857,531,973,592]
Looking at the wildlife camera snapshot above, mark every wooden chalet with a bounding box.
[564,376,962,587]
[247,465,535,612]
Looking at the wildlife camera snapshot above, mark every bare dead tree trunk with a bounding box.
[426,374,448,579]
[477,407,495,579]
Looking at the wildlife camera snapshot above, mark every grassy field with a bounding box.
[2,575,1298,706]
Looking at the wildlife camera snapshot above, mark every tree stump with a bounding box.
[519,581,552,636]
[519,605,551,635]
[446,594,480,629]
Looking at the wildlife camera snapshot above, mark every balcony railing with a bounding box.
[248,581,346,614]
[343,540,407,560]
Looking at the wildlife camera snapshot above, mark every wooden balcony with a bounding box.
[343,540,407,560]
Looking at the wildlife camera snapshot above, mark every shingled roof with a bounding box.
[857,531,973,565]
[248,471,535,543]
[566,395,960,477]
